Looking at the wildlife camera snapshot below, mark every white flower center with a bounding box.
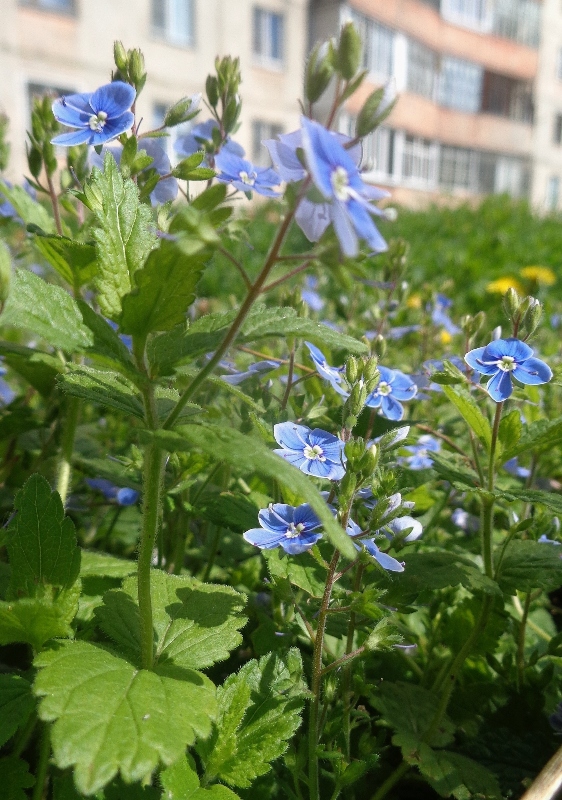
[239,170,256,186]
[303,444,326,461]
[89,111,108,131]
[331,166,350,201]
[497,355,516,372]
[377,381,392,396]
[285,522,305,538]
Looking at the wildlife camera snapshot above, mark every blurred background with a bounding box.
[0,0,559,212]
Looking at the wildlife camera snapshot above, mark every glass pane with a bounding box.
[169,0,192,45]
[39,0,73,10]
[270,13,283,60]
[152,0,166,30]
[438,57,482,113]
[253,8,264,55]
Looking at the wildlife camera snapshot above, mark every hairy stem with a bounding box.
[342,563,364,758]
[46,173,62,236]
[309,549,340,800]
[56,395,80,507]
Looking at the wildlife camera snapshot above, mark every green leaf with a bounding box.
[160,754,241,799]
[496,539,562,594]
[0,586,79,649]
[53,773,161,800]
[371,681,455,748]
[77,301,138,379]
[85,152,157,320]
[0,757,35,800]
[496,487,562,515]
[502,416,562,462]
[430,452,479,489]
[34,640,217,796]
[120,239,205,336]
[195,492,261,534]
[96,571,247,670]
[145,426,357,559]
[57,365,144,418]
[264,548,326,598]
[442,386,491,452]
[198,650,306,788]
[1,270,93,352]
[0,342,61,396]
[7,474,81,595]
[497,409,522,461]
[416,748,502,800]
[0,180,55,232]
[80,550,136,579]
[0,674,35,747]
[33,233,97,287]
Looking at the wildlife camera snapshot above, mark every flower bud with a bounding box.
[362,355,379,383]
[305,42,334,103]
[27,144,42,179]
[345,438,364,464]
[338,471,357,508]
[113,40,128,72]
[223,95,241,134]
[129,49,146,91]
[165,94,200,127]
[345,356,359,384]
[206,75,220,108]
[371,334,386,359]
[337,22,362,80]
[503,287,520,320]
[522,297,542,337]
[356,80,397,138]
[358,444,378,474]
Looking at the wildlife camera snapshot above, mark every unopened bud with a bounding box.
[503,287,520,320]
[356,79,397,138]
[338,471,357,507]
[345,438,364,464]
[305,42,334,103]
[522,297,542,337]
[337,22,362,80]
[346,356,359,384]
[359,444,378,473]
[371,334,386,359]
[206,75,220,108]
[363,356,379,383]
[165,94,200,127]
[129,49,146,90]
[113,40,128,72]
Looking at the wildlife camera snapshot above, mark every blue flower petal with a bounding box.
[274,450,309,470]
[52,94,93,127]
[295,199,332,242]
[365,392,382,409]
[90,81,136,118]
[281,531,323,554]
[380,395,404,421]
[331,201,358,257]
[116,488,139,506]
[274,421,310,450]
[363,540,405,572]
[389,370,417,401]
[346,197,387,253]
[386,516,423,542]
[259,504,295,532]
[464,347,494,374]
[482,338,533,363]
[52,128,95,146]
[293,503,322,529]
[512,357,553,385]
[486,369,513,402]
[243,528,285,549]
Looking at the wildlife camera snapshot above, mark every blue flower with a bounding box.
[451,508,479,533]
[400,435,441,469]
[243,502,323,554]
[465,338,552,402]
[346,518,405,572]
[215,151,281,197]
[300,116,388,257]
[175,119,244,162]
[301,276,325,312]
[85,478,139,506]
[503,457,531,479]
[52,82,135,146]
[274,421,346,480]
[220,360,279,385]
[304,341,348,396]
[357,490,422,543]
[90,138,178,205]
[430,294,460,335]
[365,366,417,421]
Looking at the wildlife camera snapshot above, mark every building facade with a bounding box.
[0,0,307,181]
[311,0,546,208]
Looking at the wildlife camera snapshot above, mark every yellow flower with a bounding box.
[440,330,452,345]
[520,265,556,286]
[406,294,422,309]
[486,276,524,295]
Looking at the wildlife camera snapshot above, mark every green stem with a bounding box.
[516,592,532,691]
[56,395,80,507]
[137,442,165,670]
[32,723,51,800]
[372,761,411,800]
[46,173,62,236]
[202,524,222,582]
[309,549,340,800]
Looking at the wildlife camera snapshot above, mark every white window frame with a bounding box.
[152,0,196,48]
[402,134,439,189]
[252,7,285,70]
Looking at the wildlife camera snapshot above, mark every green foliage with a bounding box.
[0,674,35,746]
[371,681,454,747]
[34,640,217,795]
[198,649,307,787]
[1,270,94,352]
[0,181,55,231]
[496,539,562,593]
[33,233,97,288]
[0,586,79,649]
[160,755,241,799]
[0,757,35,800]
[442,385,491,452]
[84,152,157,320]
[58,365,144,418]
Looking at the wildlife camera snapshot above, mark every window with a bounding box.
[492,0,540,48]
[20,0,74,13]
[546,176,560,210]
[253,8,284,65]
[252,120,283,166]
[494,156,528,196]
[152,0,195,47]
[351,11,394,78]
[402,135,438,187]
[439,145,479,191]
[438,57,483,113]
[441,0,488,28]
[362,127,394,176]
[480,72,533,122]
[407,39,438,99]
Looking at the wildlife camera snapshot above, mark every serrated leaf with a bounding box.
[85,152,157,320]
[145,426,357,559]
[120,239,205,336]
[0,180,55,231]
[0,341,61,395]
[442,386,491,452]
[496,539,562,593]
[0,586,79,649]
[160,754,241,799]
[96,571,247,670]
[33,233,97,287]
[502,416,562,461]
[57,365,144,418]
[198,650,306,788]
[53,772,161,799]
[1,270,93,352]
[0,757,35,800]
[417,748,502,800]
[7,474,81,595]
[371,681,455,748]
[80,551,136,579]
[0,675,35,747]
[34,640,217,795]
[497,409,522,461]
[496,487,562,516]
[77,300,138,378]
[430,452,479,489]
[264,548,326,598]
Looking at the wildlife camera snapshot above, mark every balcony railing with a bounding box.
[420,0,540,47]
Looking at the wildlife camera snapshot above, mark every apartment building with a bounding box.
[0,0,307,181]
[311,0,547,208]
